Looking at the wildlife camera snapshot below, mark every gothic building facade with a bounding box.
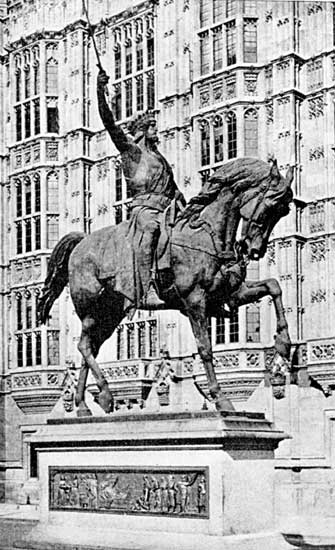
[0,0,334,502]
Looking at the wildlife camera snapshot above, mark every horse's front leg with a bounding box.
[185,290,235,412]
[75,360,91,417]
[229,278,291,359]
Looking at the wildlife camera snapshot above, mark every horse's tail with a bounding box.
[37,232,85,325]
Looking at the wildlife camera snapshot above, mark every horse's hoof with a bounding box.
[76,402,93,417]
[98,387,114,414]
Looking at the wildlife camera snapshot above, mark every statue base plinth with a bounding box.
[19,411,290,550]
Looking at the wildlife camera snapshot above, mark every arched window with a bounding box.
[125,79,133,117]
[243,19,257,63]
[213,0,224,22]
[147,72,155,110]
[25,177,32,215]
[244,109,258,157]
[226,0,237,17]
[125,40,132,75]
[136,75,144,111]
[147,33,154,67]
[16,222,22,254]
[213,26,223,71]
[46,58,58,94]
[227,111,237,158]
[24,66,30,98]
[47,172,59,211]
[34,174,40,212]
[246,304,260,342]
[213,115,223,163]
[200,120,210,166]
[136,35,143,71]
[200,32,210,75]
[16,69,21,102]
[33,62,40,95]
[34,174,41,249]
[17,334,23,367]
[17,294,23,330]
[200,0,210,27]
[26,292,32,329]
[24,102,31,138]
[25,218,32,252]
[113,84,121,121]
[16,179,22,217]
[229,309,239,342]
[114,44,121,79]
[116,326,124,360]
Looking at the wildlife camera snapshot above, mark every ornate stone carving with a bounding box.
[97,204,108,216]
[278,130,291,139]
[310,239,326,262]
[267,242,275,265]
[212,80,223,103]
[309,145,324,161]
[309,202,325,233]
[214,353,239,369]
[308,95,324,118]
[102,364,140,379]
[277,96,290,106]
[244,73,257,96]
[307,2,323,15]
[265,348,276,371]
[311,343,335,361]
[47,373,59,386]
[246,353,260,368]
[225,74,236,99]
[46,141,59,161]
[49,467,208,518]
[311,289,326,303]
[307,57,323,90]
[278,239,292,248]
[277,59,290,71]
[279,274,292,281]
[183,128,190,149]
[199,87,210,108]
[12,374,42,388]
[265,102,273,125]
[70,32,79,47]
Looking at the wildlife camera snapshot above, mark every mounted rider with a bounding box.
[97,69,186,309]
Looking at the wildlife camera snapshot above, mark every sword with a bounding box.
[82,0,103,70]
[82,0,109,96]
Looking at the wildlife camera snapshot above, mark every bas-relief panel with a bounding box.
[49,467,209,518]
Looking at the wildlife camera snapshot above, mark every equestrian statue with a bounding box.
[37,69,294,417]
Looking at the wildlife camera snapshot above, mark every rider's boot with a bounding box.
[144,279,165,309]
[139,240,165,309]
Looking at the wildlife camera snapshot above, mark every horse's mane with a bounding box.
[179,157,274,221]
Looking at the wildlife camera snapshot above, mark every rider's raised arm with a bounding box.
[97,70,130,154]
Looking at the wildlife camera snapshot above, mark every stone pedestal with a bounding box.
[19,410,289,549]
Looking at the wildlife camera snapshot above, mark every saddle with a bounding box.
[97,202,176,307]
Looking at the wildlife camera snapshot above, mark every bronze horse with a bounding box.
[38,157,293,416]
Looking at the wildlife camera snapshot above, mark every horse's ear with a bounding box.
[269,157,280,179]
[285,165,294,186]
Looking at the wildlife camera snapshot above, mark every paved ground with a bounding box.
[0,505,292,550]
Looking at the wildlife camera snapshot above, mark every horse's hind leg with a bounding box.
[77,315,114,414]
[75,360,91,416]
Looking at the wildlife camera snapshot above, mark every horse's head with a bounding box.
[238,158,293,260]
